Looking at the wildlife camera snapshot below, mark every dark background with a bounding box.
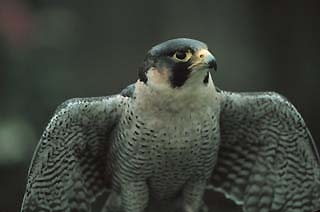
[0,0,319,211]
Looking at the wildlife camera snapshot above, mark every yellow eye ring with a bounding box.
[172,50,192,62]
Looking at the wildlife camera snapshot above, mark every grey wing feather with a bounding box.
[210,91,320,212]
[21,95,125,212]
[120,83,135,98]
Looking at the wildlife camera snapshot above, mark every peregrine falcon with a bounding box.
[21,38,320,212]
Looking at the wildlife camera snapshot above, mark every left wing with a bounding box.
[209,91,320,212]
[21,95,125,212]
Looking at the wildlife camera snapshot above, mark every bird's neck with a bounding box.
[132,74,220,117]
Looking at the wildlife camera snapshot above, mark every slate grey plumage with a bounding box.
[21,38,320,212]
[21,96,123,212]
[211,91,320,212]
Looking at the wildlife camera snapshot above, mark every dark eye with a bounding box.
[172,50,192,62]
[175,51,187,60]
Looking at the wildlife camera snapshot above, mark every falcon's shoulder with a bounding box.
[21,94,126,212]
[210,90,320,212]
[120,83,136,98]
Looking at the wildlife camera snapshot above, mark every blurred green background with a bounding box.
[0,0,319,211]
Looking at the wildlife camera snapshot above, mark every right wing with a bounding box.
[210,91,320,212]
[21,95,126,212]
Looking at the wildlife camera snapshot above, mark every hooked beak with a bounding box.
[188,49,217,71]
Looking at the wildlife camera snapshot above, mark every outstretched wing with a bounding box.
[210,91,320,212]
[21,95,126,212]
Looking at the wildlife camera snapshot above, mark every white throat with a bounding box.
[133,73,220,116]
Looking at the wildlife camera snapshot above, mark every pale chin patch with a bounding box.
[145,67,212,92]
[184,68,212,87]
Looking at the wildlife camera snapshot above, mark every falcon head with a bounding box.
[138,38,217,90]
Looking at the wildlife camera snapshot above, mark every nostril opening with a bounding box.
[199,54,204,58]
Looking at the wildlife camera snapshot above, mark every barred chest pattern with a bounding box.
[110,83,220,201]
